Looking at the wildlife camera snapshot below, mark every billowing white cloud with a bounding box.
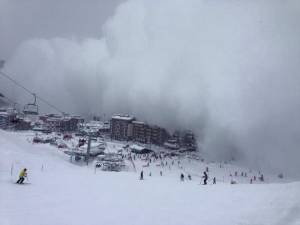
[2,0,300,176]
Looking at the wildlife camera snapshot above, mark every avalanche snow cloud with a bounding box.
[1,0,300,176]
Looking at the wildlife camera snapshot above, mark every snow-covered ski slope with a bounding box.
[0,130,300,225]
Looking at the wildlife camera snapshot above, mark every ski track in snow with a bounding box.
[0,130,300,225]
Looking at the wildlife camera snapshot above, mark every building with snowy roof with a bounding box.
[130,144,153,154]
[110,114,135,141]
[41,114,83,132]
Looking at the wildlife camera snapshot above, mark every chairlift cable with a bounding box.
[0,70,65,114]
[36,95,64,114]
[0,71,33,95]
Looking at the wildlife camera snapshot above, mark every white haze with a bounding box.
[1,0,300,177]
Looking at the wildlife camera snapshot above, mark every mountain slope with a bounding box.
[0,130,299,225]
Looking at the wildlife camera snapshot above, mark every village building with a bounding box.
[164,138,180,150]
[79,120,110,136]
[110,115,135,141]
[181,130,197,150]
[14,117,32,130]
[132,121,151,143]
[130,144,153,154]
[164,130,197,151]
[0,111,9,129]
[111,114,169,146]
[132,121,169,146]
[0,107,19,129]
[40,114,83,132]
[150,125,169,146]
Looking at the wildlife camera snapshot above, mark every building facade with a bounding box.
[132,121,151,143]
[0,108,18,130]
[0,112,8,129]
[132,122,169,146]
[111,115,170,146]
[110,115,135,141]
[14,118,31,130]
[41,114,83,132]
[181,130,197,150]
[150,125,169,146]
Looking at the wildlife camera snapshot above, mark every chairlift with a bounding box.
[23,93,39,115]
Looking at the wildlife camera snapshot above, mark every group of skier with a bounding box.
[139,167,217,185]
[230,169,265,184]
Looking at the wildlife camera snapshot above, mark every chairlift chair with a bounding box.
[23,93,39,115]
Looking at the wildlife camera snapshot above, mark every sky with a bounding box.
[0,0,123,58]
[1,0,300,177]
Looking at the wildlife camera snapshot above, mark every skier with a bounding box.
[16,168,27,184]
[206,167,209,172]
[160,171,163,176]
[180,173,184,181]
[140,170,144,180]
[202,171,208,185]
[188,174,192,180]
[259,174,264,182]
[213,177,216,184]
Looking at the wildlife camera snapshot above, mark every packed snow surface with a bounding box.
[0,130,300,225]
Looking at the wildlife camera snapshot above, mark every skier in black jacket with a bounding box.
[203,171,208,185]
[180,173,184,181]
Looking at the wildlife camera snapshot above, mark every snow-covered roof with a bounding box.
[63,116,82,121]
[167,139,177,144]
[32,127,48,131]
[80,121,110,133]
[44,114,62,118]
[112,115,134,121]
[164,142,180,149]
[23,118,32,122]
[0,112,8,116]
[130,144,146,151]
[47,118,61,122]
[132,121,145,125]
[84,121,106,128]
[0,107,17,115]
